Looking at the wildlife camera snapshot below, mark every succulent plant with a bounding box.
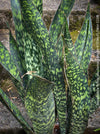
[0,0,99,134]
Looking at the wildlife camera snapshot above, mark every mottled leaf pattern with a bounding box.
[11,0,43,78]
[25,76,55,134]
[75,4,93,72]
[20,0,50,77]
[0,88,33,134]
[19,2,67,133]
[9,31,29,88]
[64,16,91,134]
[49,0,75,44]
[10,0,26,70]
[9,31,25,76]
[65,40,90,134]
[48,32,67,134]
[33,0,43,15]
[0,42,21,82]
[89,75,100,114]
[45,1,76,131]
[23,31,43,78]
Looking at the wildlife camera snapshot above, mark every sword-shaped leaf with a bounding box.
[23,31,43,77]
[9,31,25,76]
[11,0,43,78]
[19,0,48,50]
[49,0,75,44]
[64,21,90,134]
[25,75,55,134]
[20,0,50,77]
[9,31,29,88]
[89,75,100,114]
[0,42,21,82]
[50,32,67,134]
[10,0,26,71]
[33,0,43,15]
[12,2,67,133]
[0,88,33,134]
[74,4,93,72]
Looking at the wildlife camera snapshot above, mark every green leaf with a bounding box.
[33,0,43,15]
[49,0,75,44]
[20,0,50,77]
[89,95,99,115]
[9,31,25,76]
[25,75,55,134]
[9,31,29,88]
[0,41,21,82]
[94,128,100,132]
[11,0,43,78]
[10,0,25,69]
[89,75,100,114]
[64,21,90,134]
[0,88,33,134]
[19,0,48,50]
[74,4,93,72]
[50,33,67,134]
[13,2,67,132]
[23,31,43,77]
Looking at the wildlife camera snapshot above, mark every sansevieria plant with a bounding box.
[0,0,100,134]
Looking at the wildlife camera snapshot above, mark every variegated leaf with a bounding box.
[0,88,33,134]
[49,0,75,44]
[74,4,93,72]
[33,0,43,15]
[0,41,21,82]
[64,20,90,134]
[25,75,55,134]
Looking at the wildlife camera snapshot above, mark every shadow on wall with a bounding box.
[0,128,26,134]
[0,128,100,134]
[90,0,100,5]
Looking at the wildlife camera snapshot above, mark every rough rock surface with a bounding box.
[0,0,100,29]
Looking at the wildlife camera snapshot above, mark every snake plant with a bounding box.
[0,0,99,134]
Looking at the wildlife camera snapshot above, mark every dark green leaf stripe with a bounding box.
[49,0,75,44]
[32,0,43,15]
[12,1,67,133]
[20,0,50,77]
[25,76,55,134]
[89,77,100,114]
[10,0,26,71]
[64,21,90,134]
[11,0,43,77]
[75,4,93,72]
[0,41,21,82]
[65,48,90,134]
[90,96,99,115]
[48,32,67,134]
[9,31,29,92]
[23,31,43,77]
[9,31,25,76]
[0,88,33,134]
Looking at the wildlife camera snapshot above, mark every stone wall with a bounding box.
[0,0,100,29]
